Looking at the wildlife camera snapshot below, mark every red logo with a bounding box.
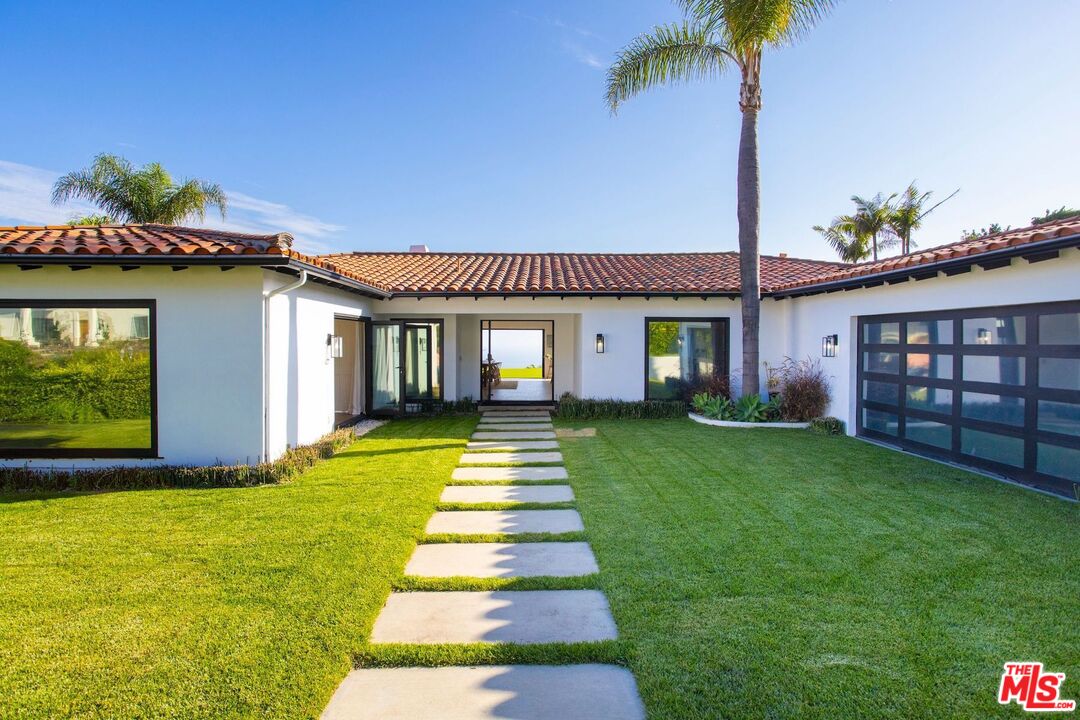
[999,662,1076,712]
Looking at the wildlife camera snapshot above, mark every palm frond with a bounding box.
[676,0,837,49]
[814,217,870,262]
[605,21,733,113]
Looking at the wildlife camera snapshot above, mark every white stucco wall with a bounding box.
[0,265,265,467]
[264,272,373,459]
[778,249,1080,433]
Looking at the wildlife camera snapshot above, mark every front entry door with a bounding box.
[370,321,403,415]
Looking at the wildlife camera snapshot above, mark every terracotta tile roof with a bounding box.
[0,224,293,256]
[771,216,1080,292]
[317,251,845,295]
[0,224,389,295]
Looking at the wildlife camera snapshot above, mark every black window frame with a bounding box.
[0,298,159,459]
[857,299,1080,499]
[644,317,731,401]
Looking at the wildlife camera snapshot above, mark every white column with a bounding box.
[87,308,99,346]
[70,309,81,347]
[19,307,38,346]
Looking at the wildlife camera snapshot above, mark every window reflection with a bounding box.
[0,305,153,453]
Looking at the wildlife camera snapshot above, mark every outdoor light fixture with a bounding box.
[328,334,344,359]
[822,334,838,358]
[595,333,605,353]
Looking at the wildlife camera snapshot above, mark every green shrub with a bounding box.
[808,416,846,435]
[556,393,686,420]
[734,394,769,423]
[0,428,357,492]
[0,339,151,424]
[692,392,734,420]
[768,357,832,422]
[404,397,477,416]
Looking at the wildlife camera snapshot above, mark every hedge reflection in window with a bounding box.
[0,303,154,456]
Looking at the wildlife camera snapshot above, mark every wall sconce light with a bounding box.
[976,328,991,345]
[328,334,344,359]
[595,333,605,354]
[821,334,838,358]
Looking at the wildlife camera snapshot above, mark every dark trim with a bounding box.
[0,298,158,459]
[480,319,556,405]
[389,290,741,299]
[643,317,731,401]
[856,299,1080,498]
[772,233,1080,298]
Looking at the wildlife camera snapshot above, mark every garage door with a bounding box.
[857,300,1080,499]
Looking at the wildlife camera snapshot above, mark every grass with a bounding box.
[0,417,473,719]
[556,418,1079,719]
[499,367,543,379]
[0,419,150,449]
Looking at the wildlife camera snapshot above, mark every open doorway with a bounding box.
[333,316,365,426]
[481,319,554,403]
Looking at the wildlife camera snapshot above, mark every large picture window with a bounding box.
[857,300,1079,499]
[645,318,729,400]
[0,300,156,458]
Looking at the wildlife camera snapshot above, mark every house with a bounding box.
[0,219,1077,499]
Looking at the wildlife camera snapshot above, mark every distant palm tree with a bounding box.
[606,0,836,397]
[52,154,227,225]
[888,182,958,255]
[850,194,897,262]
[813,215,869,262]
[66,213,116,227]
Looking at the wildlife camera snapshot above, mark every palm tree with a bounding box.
[850,193,897,262]
[606,0,836,397]
[52,154,227,225]
[813,215,870,262]
[888,182,957,255]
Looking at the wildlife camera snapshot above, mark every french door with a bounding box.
[368,319,444,416]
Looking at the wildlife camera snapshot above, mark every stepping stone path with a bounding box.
[323,407,644,720]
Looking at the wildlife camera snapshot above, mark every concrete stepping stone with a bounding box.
[405,542,597,578]
[322,664,645,720]
[426,510,583,535]
[471,431,556,441]
[479,405,553,412]
[466,440,559,451]
[440,485,574,504]
[369,590,617,644]
[480,413,551,421]
[476,423,554,431]
[451,466,569,482]
[459,451,563,465]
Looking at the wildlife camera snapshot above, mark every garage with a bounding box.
[857,300,1080,498]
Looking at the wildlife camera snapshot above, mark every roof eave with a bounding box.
[766,233,1080,299]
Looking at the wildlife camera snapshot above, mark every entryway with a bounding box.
[480,319,555,404]
[333,316,365,426]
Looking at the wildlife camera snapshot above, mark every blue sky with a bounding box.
[1,1,1077,258]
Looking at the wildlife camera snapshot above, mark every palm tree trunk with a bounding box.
[737,106,761,398]
[872,233,879,261]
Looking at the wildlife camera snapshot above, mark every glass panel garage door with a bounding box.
[857,300,1080,499]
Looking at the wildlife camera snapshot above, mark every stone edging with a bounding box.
[688,412,810,429]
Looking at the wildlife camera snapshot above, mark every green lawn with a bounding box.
[0,418,472,719]
[557,419,1079,719]
[499,367,543,379]
[2,416,1077,719]
[0,419,151,449]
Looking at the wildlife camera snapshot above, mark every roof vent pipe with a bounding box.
[409,244,429,253]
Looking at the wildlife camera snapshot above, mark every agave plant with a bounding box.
[735,394,768,423]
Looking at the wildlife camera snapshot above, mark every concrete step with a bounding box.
[479,405,555,412]
[322,665,645,720]
[426,510,583,535]
[476,423,555,431]
[440,485,574,504]
[405,542,597,578]
[471,431,557,441]
[466,440,560,452]
[479,413,552,422]
[451,466,569,482]
[459,451,562,465]
[369,590,617,644]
